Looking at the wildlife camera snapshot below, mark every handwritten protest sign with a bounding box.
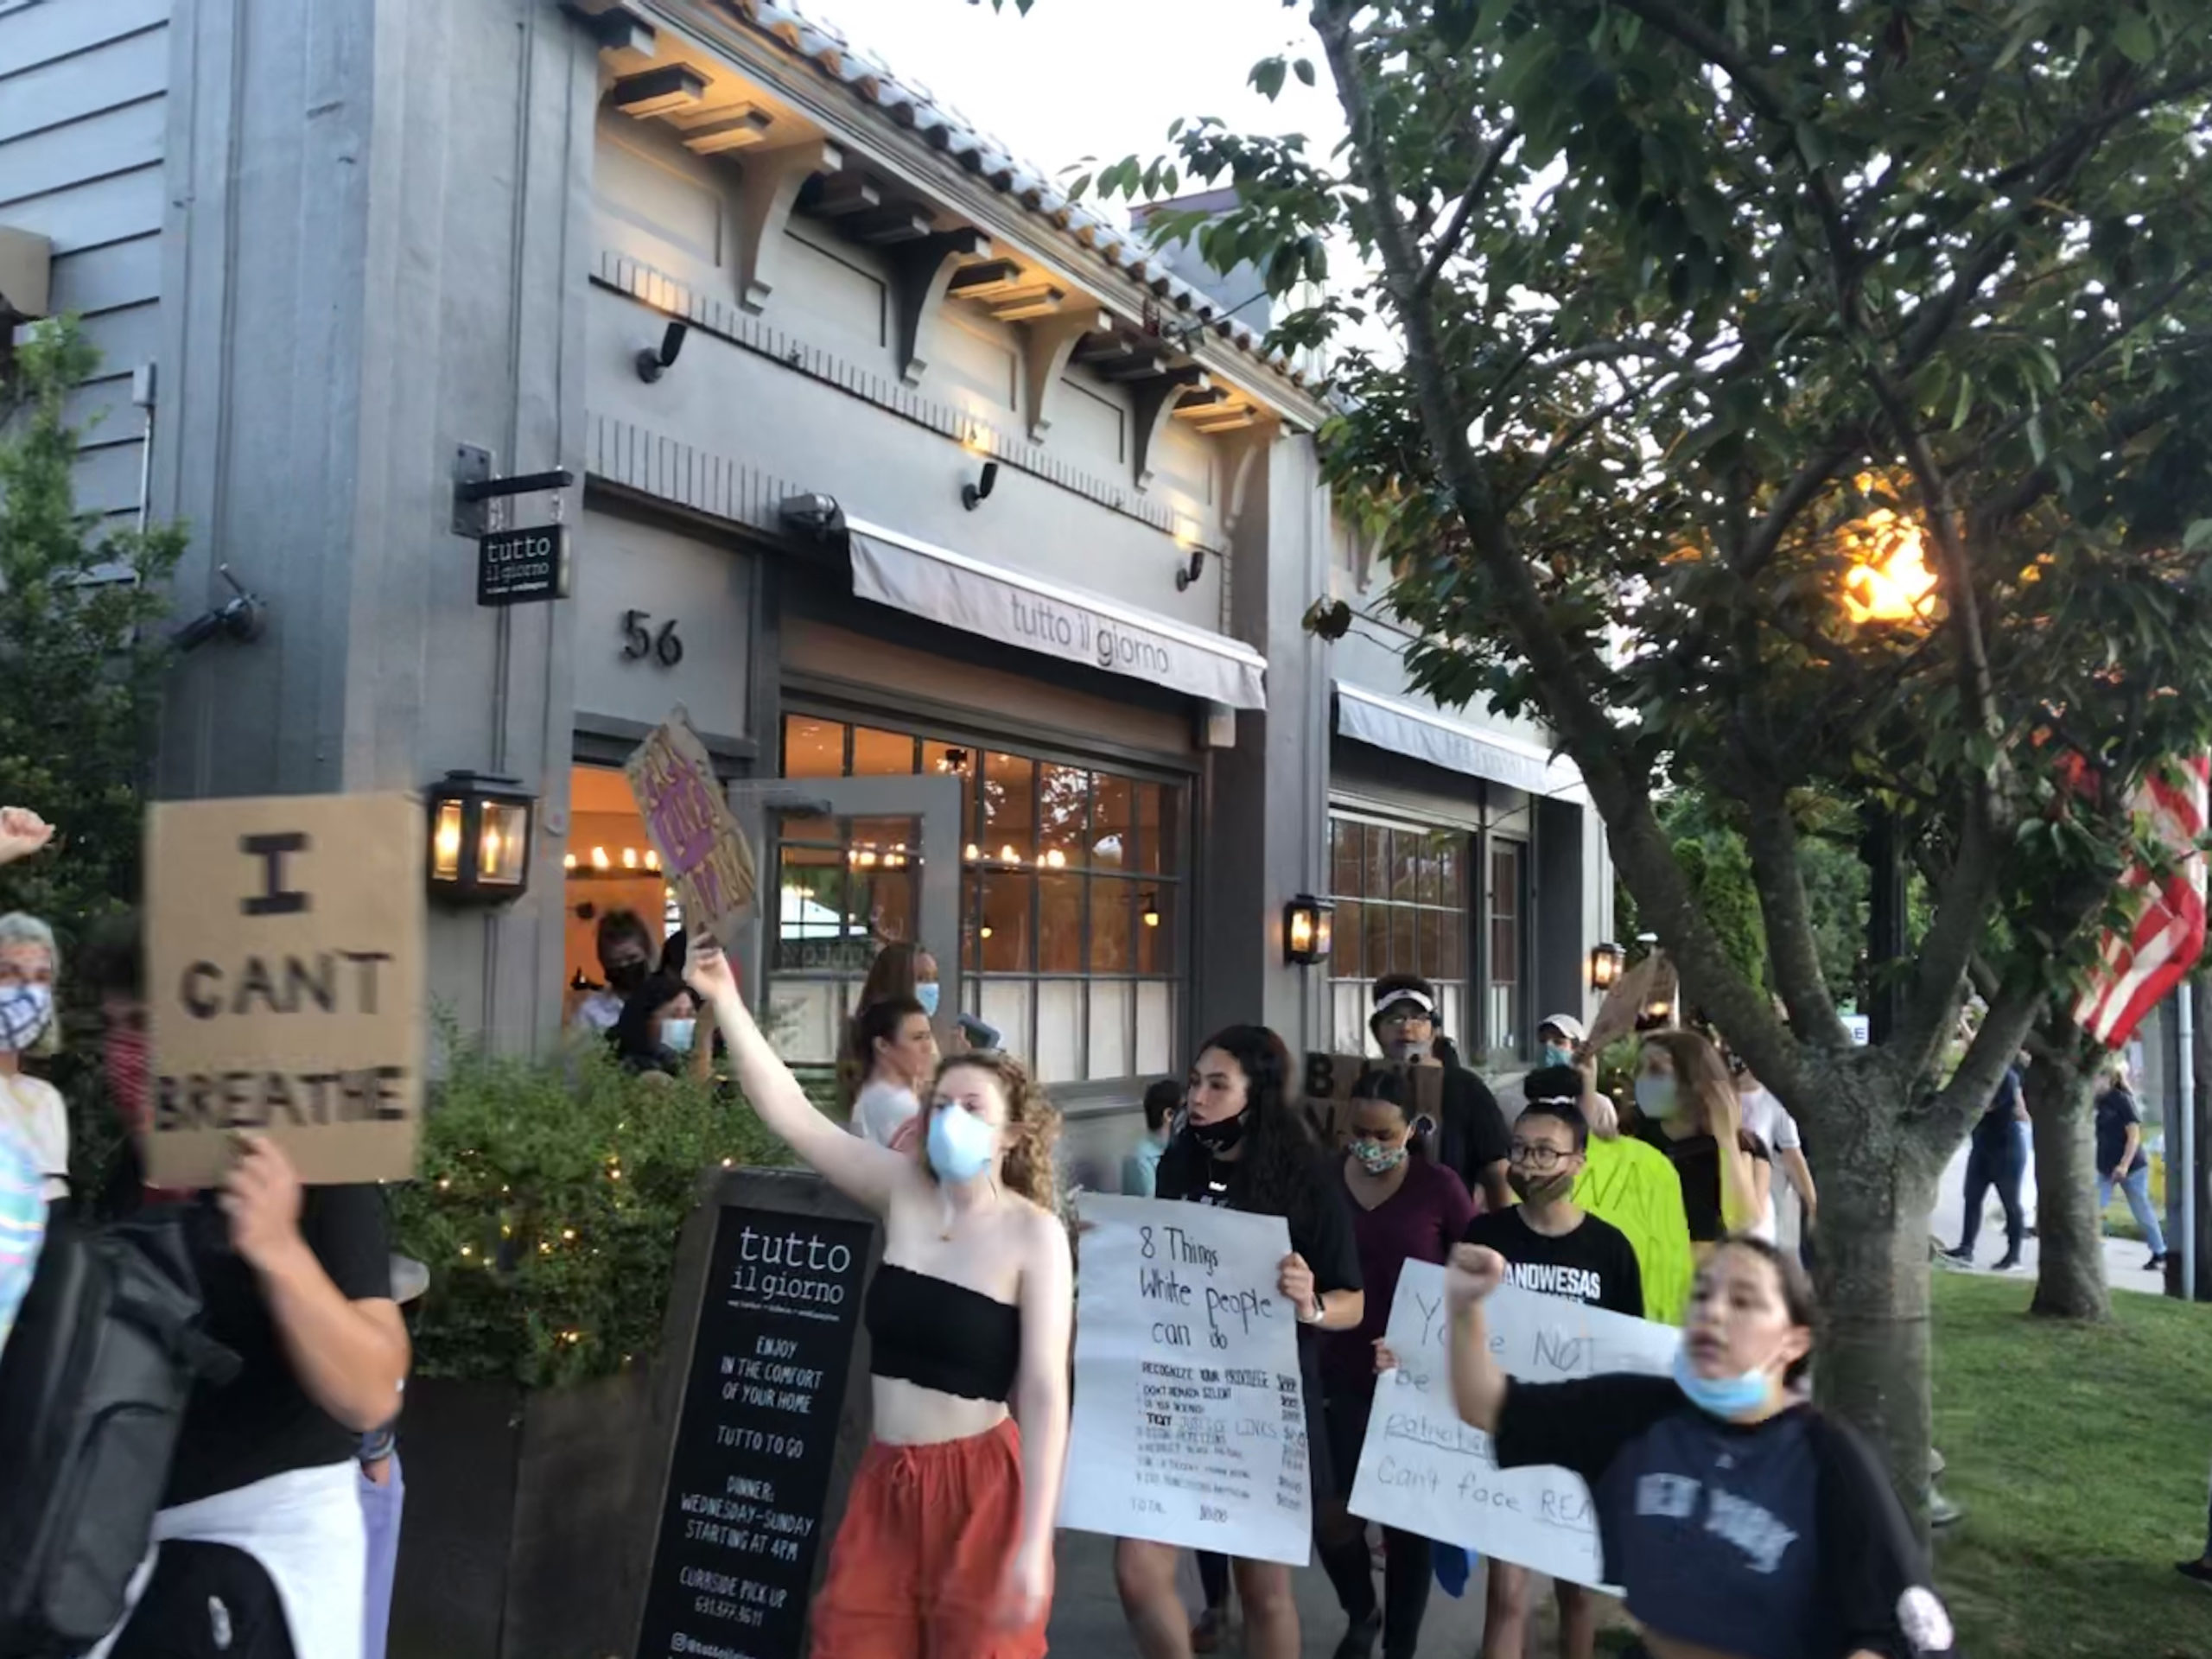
[146,793,425,1186]
[1299,1053,1441,1151]
[1348,1263,1677,1590]
[626,711,757,948]
[1061,1195,1312,1566]
[1573,1135,1694,1324]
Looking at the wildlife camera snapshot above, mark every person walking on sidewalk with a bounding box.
[1317,1065,1475,1659]
[1115,1026,1365,1659]
[688,944,1071,1656]
[1442,1235,1957,1659]
[1944,1058,2031,1271]
[1455,1075,1640,1659]
[2095,1057,2168,1273]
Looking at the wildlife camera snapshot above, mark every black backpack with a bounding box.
[0,1209,238,1656]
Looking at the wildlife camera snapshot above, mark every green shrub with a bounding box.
[391,1035,790,1389]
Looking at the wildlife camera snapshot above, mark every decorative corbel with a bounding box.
[734,139,842,314]
[1132,368,1210,493]
[888,228,991,387]
[1219,416,1281,537]
[1020,306,1103,442]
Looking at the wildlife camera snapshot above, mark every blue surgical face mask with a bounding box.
[1672,1341,1775,1421]
[1636,1076,1679,1120]
[927,1103,998,1184]
[660,1018,696,1055]
[915,981,941,1018]
[1541,1043,1574,1069]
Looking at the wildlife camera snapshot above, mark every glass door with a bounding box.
[726,775,963,1064]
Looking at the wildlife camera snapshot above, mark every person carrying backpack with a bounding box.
[76,921,410,1659]
[0,810,56,1359]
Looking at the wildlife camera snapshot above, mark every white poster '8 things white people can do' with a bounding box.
[1058,1195,1313,1566]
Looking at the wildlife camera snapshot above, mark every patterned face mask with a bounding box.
[0,983,52,1053]
[1351,1138,1408,1175]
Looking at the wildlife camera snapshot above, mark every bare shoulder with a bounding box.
[1011,1192,1073,1260]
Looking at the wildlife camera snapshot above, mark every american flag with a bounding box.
[2074,756,2210,1047]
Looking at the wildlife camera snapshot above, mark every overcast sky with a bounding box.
[798,0,1345,225]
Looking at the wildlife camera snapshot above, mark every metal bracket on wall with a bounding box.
[450,443,575,538]
[451,444,494,537]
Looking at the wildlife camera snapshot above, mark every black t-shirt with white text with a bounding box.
[161,1185,394,1506]
[1462,1205,1644,1318]
[1496,1374,1954,1659]
[1155,1134,1363,1496]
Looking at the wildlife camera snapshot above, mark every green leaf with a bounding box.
[2184,519,2212,555]
[1251,57,1287,100]
[2113,16,2156,63]
[1949,372,1975,432]
[1294,58,1316,87]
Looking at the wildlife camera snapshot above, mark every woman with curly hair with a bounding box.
[1114,1025,1366,1659]
[686,944,1071,1659]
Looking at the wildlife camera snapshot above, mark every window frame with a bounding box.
[777,700,1193,1096]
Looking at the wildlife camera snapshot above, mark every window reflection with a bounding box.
[772,714,1185,1083]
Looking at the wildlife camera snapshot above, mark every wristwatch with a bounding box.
[1300,1291,1328,1325]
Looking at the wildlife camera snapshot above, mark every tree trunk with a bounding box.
[2023,1041,2110,1321]
[1808,1117,1940,1537]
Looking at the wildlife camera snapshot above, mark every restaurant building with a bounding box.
[5,0,1612,1178]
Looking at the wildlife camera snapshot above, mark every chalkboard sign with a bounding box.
[634,1172,878,1659]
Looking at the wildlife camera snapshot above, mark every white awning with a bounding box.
[1335,683,1586,801]
[843,518,1268,711]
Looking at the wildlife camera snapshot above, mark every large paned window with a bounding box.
[1325,804,1532,1064]
[1325,812,1468,1052]
[774,713,1185,1086]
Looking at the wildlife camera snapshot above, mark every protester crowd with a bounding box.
[3,802,2099,1659]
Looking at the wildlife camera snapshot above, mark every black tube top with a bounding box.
[865,1262,1021,1402]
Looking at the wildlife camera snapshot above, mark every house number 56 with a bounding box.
[620,609,683,667]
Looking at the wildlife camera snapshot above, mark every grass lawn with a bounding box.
[1932,1271,2210,1657]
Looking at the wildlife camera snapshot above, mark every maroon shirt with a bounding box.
[1321,1154,1477,1397]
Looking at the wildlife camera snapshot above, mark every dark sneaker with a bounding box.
[1332,1611,1382,1659]
[1993,1255,2022,1272]
[1192,1609,1230,1654]
[2147,1252,2169,1273]
[2177,1558,2212,1587]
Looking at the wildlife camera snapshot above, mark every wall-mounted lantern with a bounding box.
[1283,894,1334,966]
[427,771,537,904]
[1589,939,1626,992]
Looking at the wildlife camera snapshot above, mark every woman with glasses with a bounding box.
[1454,1071,1641,1659]
[1316,1065,1476,1659]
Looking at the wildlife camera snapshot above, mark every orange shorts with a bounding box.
[808,1416,1047,1659]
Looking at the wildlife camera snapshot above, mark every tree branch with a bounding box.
[1891,790,1999,1085]
[1310,1,1802,1093]
[1417,124,1519,296]
[1738,775,1851,1047]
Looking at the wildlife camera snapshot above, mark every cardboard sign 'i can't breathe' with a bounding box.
[145,793,426,1187]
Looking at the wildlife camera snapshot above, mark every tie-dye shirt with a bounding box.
[0,1111,44,1357]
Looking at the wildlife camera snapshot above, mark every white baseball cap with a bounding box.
[1537,1013,1587,1044]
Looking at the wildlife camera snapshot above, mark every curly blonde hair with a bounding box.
[922,1050,1061,1210]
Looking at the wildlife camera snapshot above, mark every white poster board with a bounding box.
[1347,1262,1677,1590]
[1060,1195,1312,1566]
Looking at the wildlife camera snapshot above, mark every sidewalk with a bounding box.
[1045,1529,1492,1656]
[1928,1143,2166,1298]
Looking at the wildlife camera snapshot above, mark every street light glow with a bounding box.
[1840,509,1939,625]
